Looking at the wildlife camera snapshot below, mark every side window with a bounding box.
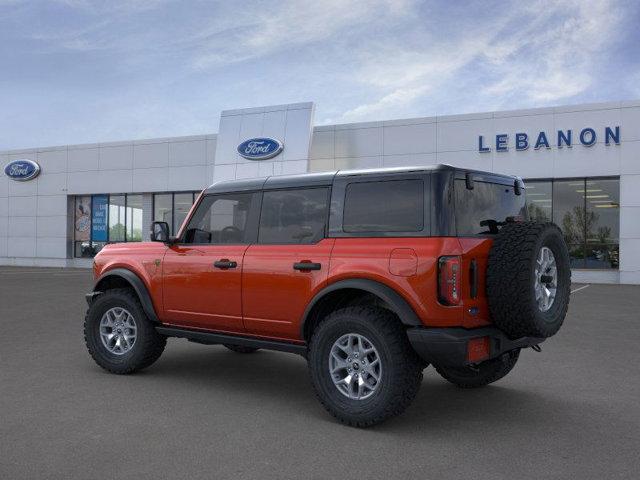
[183,193,253,244]
[343,180,424,232]
[259,188,329,244]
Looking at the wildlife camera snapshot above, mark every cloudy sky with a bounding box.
[1,0,638,150]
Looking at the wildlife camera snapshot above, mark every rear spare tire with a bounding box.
[486,222,570,339]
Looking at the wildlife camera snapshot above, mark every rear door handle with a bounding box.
[293,261,321,271]
[214,259,237,269]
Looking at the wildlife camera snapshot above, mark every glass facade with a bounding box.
[525,178,620,269]
[152,191,198,235]
[74,193,146,257]
[73,182,620,270]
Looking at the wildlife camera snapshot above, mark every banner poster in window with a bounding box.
[75,196,91,241]
[91,195,108,242]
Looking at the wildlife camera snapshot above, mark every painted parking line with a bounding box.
[571,284,590,294]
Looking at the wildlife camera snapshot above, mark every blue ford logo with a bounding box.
[237,137,283,160]
[4,159,41,181]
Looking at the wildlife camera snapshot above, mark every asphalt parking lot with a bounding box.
[1,267,639,479]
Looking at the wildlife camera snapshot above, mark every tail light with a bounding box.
[438,256,461,305]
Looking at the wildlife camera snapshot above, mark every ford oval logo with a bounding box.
[4,159,41,181]
[237,137,283,160]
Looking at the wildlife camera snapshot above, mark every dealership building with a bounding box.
[1,100,639,284]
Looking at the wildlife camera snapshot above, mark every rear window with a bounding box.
[455,180,526,235]
[343,179,424,233]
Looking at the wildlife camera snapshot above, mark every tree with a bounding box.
[561,206,598,245]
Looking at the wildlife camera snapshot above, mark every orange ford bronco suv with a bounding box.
[84,165,571,427]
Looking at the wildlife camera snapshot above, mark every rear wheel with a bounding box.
[308,306,423,427]
[223,344,260,354]
[84,288,166,374]
[435,349,520,388]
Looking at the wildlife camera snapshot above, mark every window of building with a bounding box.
[525,177,619,270]
[343,180,424,233]
[524,180,552,222]
[126,194,143,242]
[152,191,198,235]
[259,188,329,244]
[183,193,254,244]
[73,193,147,258]
[174,193,194,236]
[585,179,619,269]
[109,195,126,242]
[74,196,92,258]
[153,194,172,231]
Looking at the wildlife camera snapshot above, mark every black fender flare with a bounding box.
[92,268,160,323]
[300,278,422,338]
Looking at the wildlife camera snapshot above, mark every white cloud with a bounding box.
[0,0,633,149]
[334,0,625,122]
[481,0,621,105]
[191,0,415,69]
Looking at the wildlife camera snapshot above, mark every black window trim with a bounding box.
[256,186,332,246]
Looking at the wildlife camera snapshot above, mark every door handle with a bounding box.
[214,259,237,269]
[293,261,321,271]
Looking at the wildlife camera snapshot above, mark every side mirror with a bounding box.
[150,221,170,243]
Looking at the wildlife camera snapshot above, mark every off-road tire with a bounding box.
[223,344,260,354]
[84,288,167,374]
[435,349,520,388]
[308,306,423,428]
[487,222,571,339]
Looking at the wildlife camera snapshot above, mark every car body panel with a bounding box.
[242,238,335,340]
[161,244,248,332]
[93,242,167,317]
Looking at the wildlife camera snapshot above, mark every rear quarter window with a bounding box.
[343,179,424,233]
[455,180,526,235]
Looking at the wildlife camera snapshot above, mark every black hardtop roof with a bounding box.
[204,164,521,194]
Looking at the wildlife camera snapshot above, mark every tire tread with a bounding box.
[84,288,166,375]
[308,306,423,428]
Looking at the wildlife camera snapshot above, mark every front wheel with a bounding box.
[84,288,167,374]
[308,306,423,427]
[435,349,520,388]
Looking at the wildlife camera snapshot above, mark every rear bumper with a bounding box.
[407,326,544,367]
